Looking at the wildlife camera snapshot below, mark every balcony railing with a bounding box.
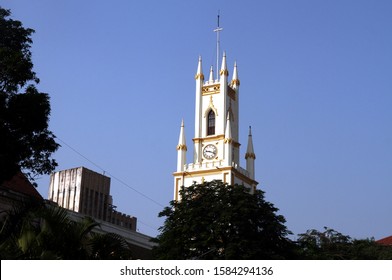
[184,161,249,177]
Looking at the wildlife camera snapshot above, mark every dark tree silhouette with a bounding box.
[0,6,59,185]
[153,180,295,259]
[297,227,392,260]
[0,198,133,259]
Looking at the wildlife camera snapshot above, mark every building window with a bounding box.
[207,110,215,135]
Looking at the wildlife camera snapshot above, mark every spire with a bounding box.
[176,119,187,172]
[220,51,228,76]
[231,61,240,87]
[208,65,214,83]
[194,56,204,80]
[245,126,255,159]
[245,126,256,180]
[177,119,187,151]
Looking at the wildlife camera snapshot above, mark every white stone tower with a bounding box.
[173,51,258,201]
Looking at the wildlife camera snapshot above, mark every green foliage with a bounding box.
[296,227,352,259]
[153,181,295,259]
[89,232,133,260]
[297,227,392,259]
[0,6,59,184]
[0,198,133,259]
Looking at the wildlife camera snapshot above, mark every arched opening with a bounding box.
[207,110,215,135]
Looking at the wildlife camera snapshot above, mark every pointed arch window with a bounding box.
[207,110,215,135]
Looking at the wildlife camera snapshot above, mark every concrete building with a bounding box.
[173,51,258,200]
[48,166,137,231]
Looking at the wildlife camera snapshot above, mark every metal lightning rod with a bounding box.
[213,11,223,81]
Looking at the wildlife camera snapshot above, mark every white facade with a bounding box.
[173,53,258,201]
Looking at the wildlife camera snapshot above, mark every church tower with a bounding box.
[173,52,259,201]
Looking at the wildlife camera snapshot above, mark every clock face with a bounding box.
[203,144,217,159]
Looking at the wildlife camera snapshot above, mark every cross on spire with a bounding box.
[213,11,223,79]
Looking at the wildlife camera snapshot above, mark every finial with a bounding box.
[231,61,240,86]
[195,56,204,80]
[177,119,187,151]
[245,125,255,159]
[209,65,214,82]
[220,51,228,76]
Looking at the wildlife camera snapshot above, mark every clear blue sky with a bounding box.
[3,0,392,240]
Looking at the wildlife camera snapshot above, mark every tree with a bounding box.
[153,180,295,259]
[89,232,133,260]
[0,7,59,185]
[0,198,133,259]
[296,227,352,259]
[296,227,392,259]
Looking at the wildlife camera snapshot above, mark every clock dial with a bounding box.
[203,144,217,159]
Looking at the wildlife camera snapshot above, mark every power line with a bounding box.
[56,137,166,208]
[57,137,107,174]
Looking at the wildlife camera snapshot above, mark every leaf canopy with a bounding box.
[153,181,294,259]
